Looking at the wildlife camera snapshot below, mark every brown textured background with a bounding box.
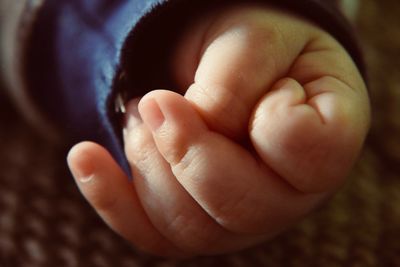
[1,0,400,266]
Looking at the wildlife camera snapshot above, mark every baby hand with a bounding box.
[67,4,370,257]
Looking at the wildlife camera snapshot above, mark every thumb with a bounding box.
[172,5,312,139]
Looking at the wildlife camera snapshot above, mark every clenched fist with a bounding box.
[67,4,370,258]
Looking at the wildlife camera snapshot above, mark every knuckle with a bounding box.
[171,140,208,181]
[220,6,282,46]
[210,190,267,234]
[157,127,190,166]
[165,213,216,253]
[188,83,247,139]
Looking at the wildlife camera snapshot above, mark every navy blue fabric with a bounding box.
[26,0,165,175]
[25,0,364,178]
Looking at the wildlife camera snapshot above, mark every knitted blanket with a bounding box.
[1,0,399,266]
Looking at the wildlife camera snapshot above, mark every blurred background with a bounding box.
[1,0,400,266]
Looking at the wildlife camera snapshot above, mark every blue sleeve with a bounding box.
[25,0,167,175]
[24,0,364,177]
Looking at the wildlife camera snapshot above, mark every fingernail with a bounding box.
[79,174,94,183]
[73,162,95,184]
[67,148,95,184]
[141,98,165,132]
[123,98,142,135]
